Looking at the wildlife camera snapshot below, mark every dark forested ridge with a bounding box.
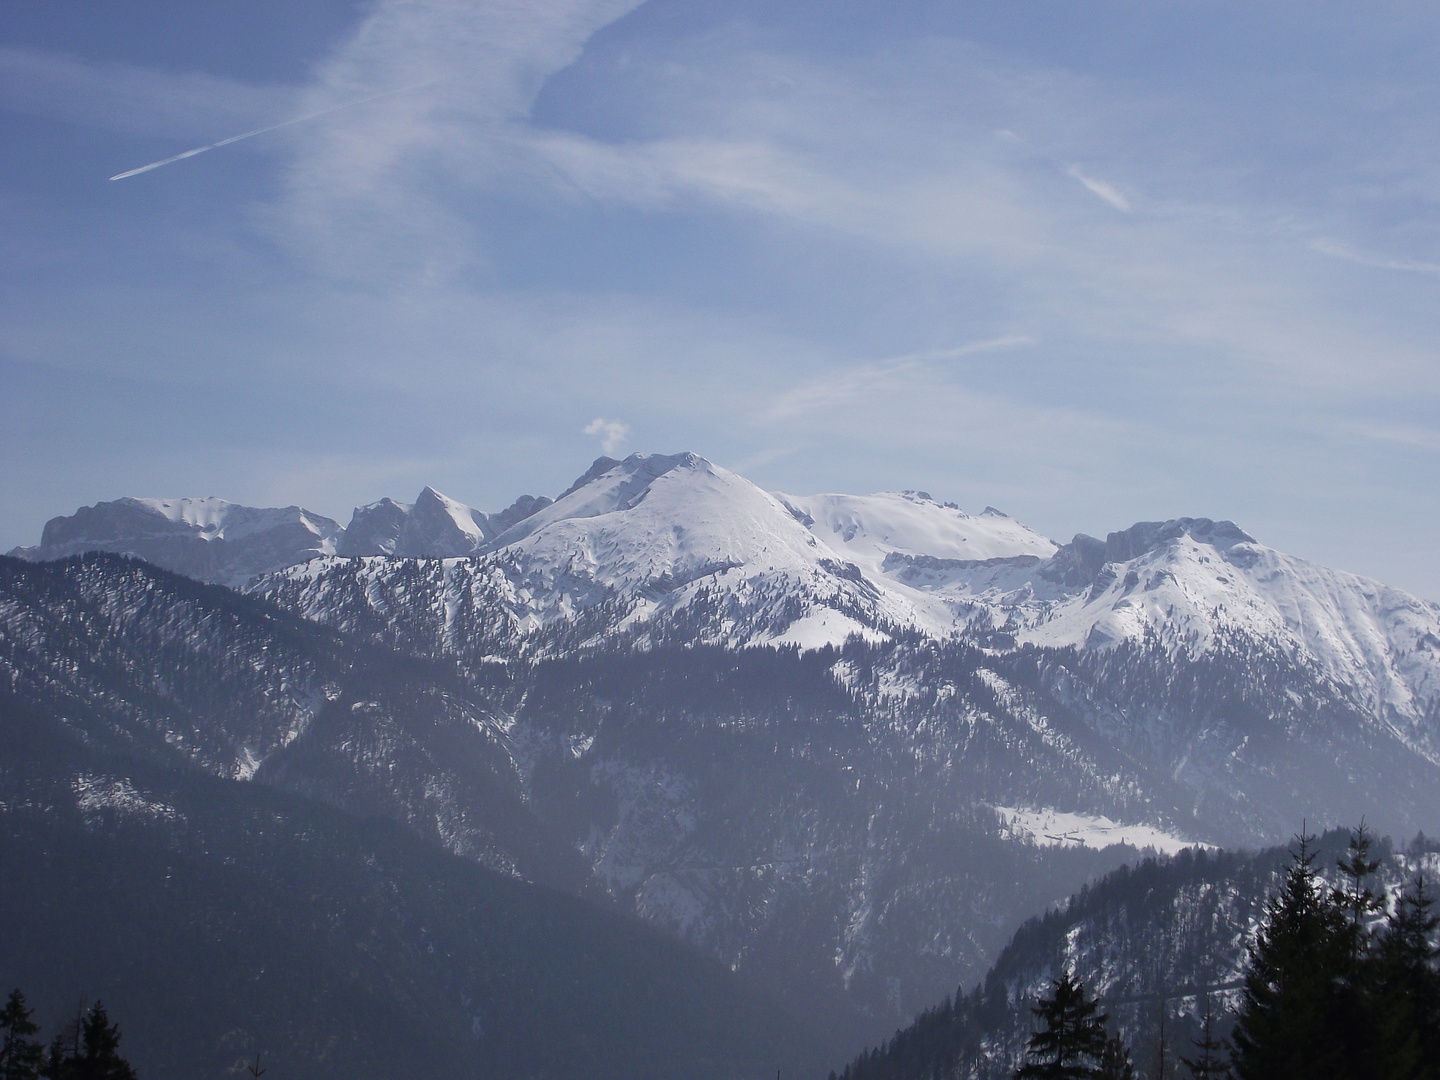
[834,828,1440,1080]
[0,555,835,1079]
[0,736,831,1079]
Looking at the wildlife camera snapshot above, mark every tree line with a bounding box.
[0,993,135,1080]
[1016,825,1440,1079]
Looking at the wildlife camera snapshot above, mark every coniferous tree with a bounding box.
[1374,875,1440,1080]
[37,1040,67,1080]
[1015,970,1108,1080]
[1335,824,1404,1080]
[1179,998,1227,1080]
[0,991,43,1080]
[37,1004,134,1080]
[73,1004,134,1080]
[1229,831,1353,1080]
[1096,1035,1134,1080]
[1151,989,1170,1080]
[1334,822,1386,935]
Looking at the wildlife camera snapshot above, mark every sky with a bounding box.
[2,2,1439,596]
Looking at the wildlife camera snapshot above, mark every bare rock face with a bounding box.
[336,488,555,558]
[13,486,558,584]
[10,496,344,587]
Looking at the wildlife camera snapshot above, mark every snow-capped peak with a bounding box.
[490,451,835,595]
[492,452,714,546]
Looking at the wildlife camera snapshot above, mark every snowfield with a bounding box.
[994,806,1210,856]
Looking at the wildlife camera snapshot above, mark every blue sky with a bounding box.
[3,2,1440,596]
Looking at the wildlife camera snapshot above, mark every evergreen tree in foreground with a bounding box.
[0,991,43,1080]
[1334,821,1386,935]
[1229,831,1352,1079]
[1016,970,1109,1080]
[1373,875,1440,1080]
[37,1003,135,1080]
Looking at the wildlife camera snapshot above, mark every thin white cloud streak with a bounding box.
[1310,237,1440,274]
[1065,165,1130,211]
[1344,421,1440,454]
[764,337,1035,422]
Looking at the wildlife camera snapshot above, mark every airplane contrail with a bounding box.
[108,84,431,181]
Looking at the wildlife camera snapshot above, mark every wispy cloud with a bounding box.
[1065,165,1130,211]
[765,336,1035,422]
[0,44,296,141]
[1309,237,1440,274]
[7,5,1440,593]
[265,0,645,277]
[1344,420,1440,454]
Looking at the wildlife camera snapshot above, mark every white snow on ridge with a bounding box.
[73,774,183,822]
[995,806,1207,856]
[27,452,1440,740]
[130,497,340,546]
[255,456,1440,736]
[1000,530,1440,738]
[775,490,1057,570]
[426,487,489,545]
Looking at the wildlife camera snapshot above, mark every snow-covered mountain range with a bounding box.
[8,451,1440,1039]
[15,451,1440,755]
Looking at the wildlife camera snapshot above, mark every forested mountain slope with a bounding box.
[836,830,1440,1080]
[0,715,827,1080]
[7,550,1440,1045]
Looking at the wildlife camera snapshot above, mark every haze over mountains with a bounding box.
[8,450,1440,1073]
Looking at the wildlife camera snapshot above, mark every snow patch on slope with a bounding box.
[763,610,889,651]
[995,806,1205,856]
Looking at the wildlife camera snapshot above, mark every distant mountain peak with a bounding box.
[15,496,344,587]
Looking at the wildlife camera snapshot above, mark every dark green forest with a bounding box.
[837,827,1440,1080]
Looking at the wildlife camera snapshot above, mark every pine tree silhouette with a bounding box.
[39,1003,83,1080]
[0,990,43,1080]
[1334,821,1386,944]
[1230,830,1352,1080]
[1374,875,1440,1080]
[1015,970,1108,1079]
[1179,997,1227,1080]
[74,1003,135,1080]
